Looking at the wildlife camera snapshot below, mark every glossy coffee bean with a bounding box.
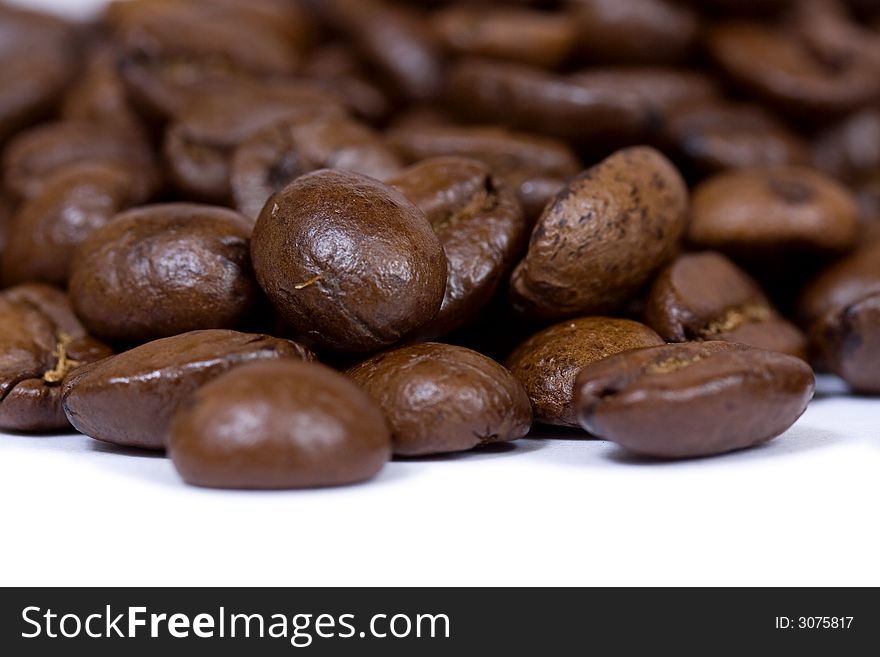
[510,146,688,321]
[689,166,860,257]
[813,109,880,185]
[506,317,664,427]
[169,360,392,489]
[2,163,139,288]
[164,82,345,204]
[69,204,258,344]
[646,251,807,358]
[230,115,402,220]
[799,241,880,393]
[0,285,112,432]
[251,170,446,352]
[574,342,815,458]
[63,330,313,450]
[2,120,158,202]
[347,343,532,456]
[387,157,527,337]
[432,5,577,69]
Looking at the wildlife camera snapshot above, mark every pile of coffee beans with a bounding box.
[1,0,878,489]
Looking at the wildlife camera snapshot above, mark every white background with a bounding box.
[2,0,879,587]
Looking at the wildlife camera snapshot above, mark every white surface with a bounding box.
[1,378,878,587]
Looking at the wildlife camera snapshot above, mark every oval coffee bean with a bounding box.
[510,146,688,321]
[387,157,527,337]
[688,166,860,257]
[62,330,313,450]
[347,343,532,456]
[231,115,402,220]
[646,251,807,358]
[506,317,664,427]
[251,170,447,353]
[574,342,815,459]
[0,284,112,432]
[69,204,258,344]
[2,163,138,288]
[799,241,880,393]
[169,360,392,489]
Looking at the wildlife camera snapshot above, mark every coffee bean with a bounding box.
[347,342,532,456]
[646,251,807,358]
[813,108,880,185]
[510,146,688,321]
[230,115,402,220]
[799,241,880,393]
[251,169,447,353]
[62,330,313,450]
[2,163,139,288]
[0,284,112,432]
[689,166,860,257]
[506,317,664,427]
[169,360,392,489]
[387,157,527,337]
[574,341,815,458]
[69,204,258,344]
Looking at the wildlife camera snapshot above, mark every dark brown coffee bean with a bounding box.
[448,57,645,142]
[69,204,258,344]
[109,0,304,119]
[799,241,880,393]
[646,251,807,358]
[813,109,880,185]
[511,146,688,321]
[164,82,345,204]
[574,341,815,458]
[0,5,79,144]
[62,329,313,450]
[347,342,532,456]
[2,163,139,288]
[0,284,112,432]
[569,0,699,64]
[230,115,402,220]
[311,0,445,102]
[387,157,527,337]
[2,120,158,202]
[251,170,447,353]
[169,360,392,489]
[506,317,664,427]
[689,166,860,257]
[432,5,577,69]
[663,100,810,176]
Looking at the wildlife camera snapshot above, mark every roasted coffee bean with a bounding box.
[230,115,402,220]
[2,163,139,288]
[2,120,158,202]
[432,5,577,69]
[813,109,880,185]
[646,251,807,358]
[510,146,688,321]
[109,0,304,119]
[663,100,810,176]
[169,360,392,489]
[69,204,258,344]
[448,58,645,142]
[164,82,345,204]
[0,5,79,144]
[574,341,815,458]
[506,317,664,427]
[387,157,527,337]
[347,342,531,456]
[63,330,313,450]
[569,0,699,64]
[799,241,880,393]
[386,123,581,221]
[0,284,111,432]
[251,170,447,352]
[689,166,860,257]
[310,0,445,102]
